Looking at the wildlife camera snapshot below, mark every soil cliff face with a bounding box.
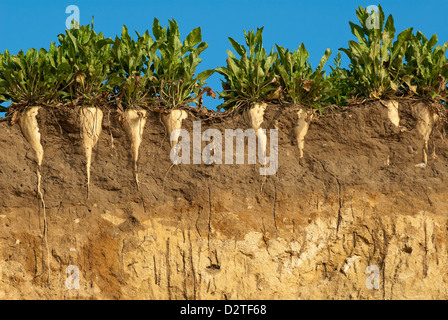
[1,100,448,300]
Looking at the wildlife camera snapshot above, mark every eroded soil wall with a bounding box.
[1,101,448,299]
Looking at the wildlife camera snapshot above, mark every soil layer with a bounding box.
[1,100,448,299]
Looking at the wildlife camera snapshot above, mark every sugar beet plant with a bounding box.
[0,47,63,113]
[53,20,120,199]
[403,31,448,101]
[275,43,332,112]
[215,27,278,110]
[111,25,159,191]
[111,25,156,111]
[55,20,115,107]
[151,18,215,109]
[326,52,355,106]
[339,5,413,100]
[216,28,336,112]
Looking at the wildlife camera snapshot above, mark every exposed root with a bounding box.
[162,163,175,191]
[381,100,400,127]
[79,107,103,198]
[244,102,267,132]
[107,110,115,151]
[18,107,50,284]
[411,102,439,164]
[161,109,188,148]
[244,102,268,160]
[272,182,278,233]
[294,108,314,158]
[121,108,147,191]
[18,107,43,166]
[37,167,50,284]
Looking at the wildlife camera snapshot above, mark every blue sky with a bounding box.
[1,0,448,115]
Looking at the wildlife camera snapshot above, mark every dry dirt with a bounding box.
[1,100,448,299]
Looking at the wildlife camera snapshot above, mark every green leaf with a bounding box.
[184,27,202,48]
[349,22,366,44]
[195,42,209,56]
[215,66,230,77]
[228,37,246,57]
[384,15,396,39]
[95,38,114,50]
[197,69,214,83]
[427,34,438,50]
[152,18,164,40]
[317,49,331,73]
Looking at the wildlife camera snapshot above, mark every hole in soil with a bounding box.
[206,264,221,270]
[402,246,413,254]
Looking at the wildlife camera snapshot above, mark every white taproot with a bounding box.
[162,109,188,148]
[384,100,400,127]
[122,108,147,189]
[80,106,103,195]
[295,108,314,158]
[411,102,438,164]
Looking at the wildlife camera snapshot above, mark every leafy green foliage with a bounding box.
[2,8,448,118]
[150,18,215,109]
[275,43,331,111]
[56,19,115,106]
[403,31,448,101]
[340,5,413,99]
[111,25,156,110]
[215,27,277,110]
[0,47,61,107]
[326,53,355,106]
